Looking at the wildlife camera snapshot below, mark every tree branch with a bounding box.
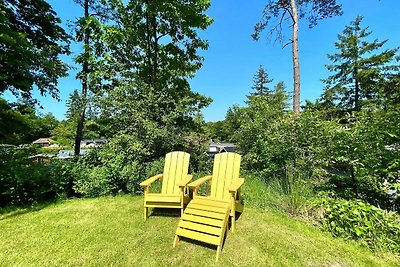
[282,6,295,24]
[282,39,293,49]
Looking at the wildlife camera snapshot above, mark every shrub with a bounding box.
[71,135,167,198]
[0,146,72,207]
[314,198,400,253]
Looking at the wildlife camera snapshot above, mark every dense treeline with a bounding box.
[0,0,399,254]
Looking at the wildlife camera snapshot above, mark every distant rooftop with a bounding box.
[208,141,236,154]
[57,150,88,159]
[32,138,52,144]
[209,142,236,147]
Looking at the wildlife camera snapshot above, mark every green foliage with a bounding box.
[0,0,70,100]
[322,16,400,111]
[242,173,313,217]
[0,146,72,207]
[318,108,400,211]
[66,89,82,122]
[67,0,213,158]
[204,104,244,142]
[104,0,213,90]
[185,135,212,174]
[51,90,107,147]
[71,135,168,198]
[50,120,76,147]
[248,65,273,97]
[236,87,400,213]
[267,176,313,217]
[237,90,323,183]
[241,174,272,211]
[0,98,59,144]
[100,82,210,159]
[315,198,400,253]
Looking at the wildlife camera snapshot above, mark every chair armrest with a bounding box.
[177,175,193,188]
[188,175,212,188]
[139,174,163,187]
[228,178,244,192]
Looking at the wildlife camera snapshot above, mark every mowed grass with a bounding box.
[0,195,399,267]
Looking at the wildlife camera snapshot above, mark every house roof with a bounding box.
[32,138,52,144]
[28,154,54,159]
[57,150,88,159]
[209,142,236,148]
[81,139,108,144]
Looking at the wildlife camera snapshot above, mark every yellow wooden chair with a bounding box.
[173,152,244,261]
[139,151,192,220]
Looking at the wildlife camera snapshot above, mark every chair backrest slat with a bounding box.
[210,152,241,201]
[161,151,190,195]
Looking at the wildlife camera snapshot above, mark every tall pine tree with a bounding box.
[253,0,342,114]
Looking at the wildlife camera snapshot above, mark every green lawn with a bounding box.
[0,195,398,266]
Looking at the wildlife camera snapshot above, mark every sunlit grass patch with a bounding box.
[0,195,398,266]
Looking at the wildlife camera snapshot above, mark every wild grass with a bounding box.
[242,172,312,216]
[0,195,398,266]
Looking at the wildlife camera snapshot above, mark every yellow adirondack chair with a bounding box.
[173,152,244,261]
[139,151,192,220]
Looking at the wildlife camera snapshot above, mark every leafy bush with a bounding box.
[0,146,72,207]
[317,109,400,212]
[314,198,400,253]
[71,135,168,198]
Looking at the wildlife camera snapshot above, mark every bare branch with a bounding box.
[282,6,295,24]
[282,39,293,49]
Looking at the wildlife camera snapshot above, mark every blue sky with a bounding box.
[6,0,399,121]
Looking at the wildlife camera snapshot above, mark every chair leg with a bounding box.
[231,214,235,233]
[173,235,180,247]
[144,207,148,221]
[216,245,221,261]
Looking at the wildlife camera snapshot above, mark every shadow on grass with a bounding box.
[0,202,54,221]
[150,208,181,218]
[179,236,217,250]
[227,211,243,231]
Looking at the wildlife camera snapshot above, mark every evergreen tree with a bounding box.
[249,65,273,97]
[66,90,82,122]
[273,81,287,94]
[322,16,399,111]
[381,73,400,109]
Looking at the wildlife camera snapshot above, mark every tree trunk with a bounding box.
[74,0,89,156]
[152,3,158,89]
[145,0,155,87]
[354,77,360,111]
[290,0,300,114]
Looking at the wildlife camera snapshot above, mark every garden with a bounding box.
[1,0,399,265]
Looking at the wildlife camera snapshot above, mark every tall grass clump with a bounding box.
[242,172,313,217]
